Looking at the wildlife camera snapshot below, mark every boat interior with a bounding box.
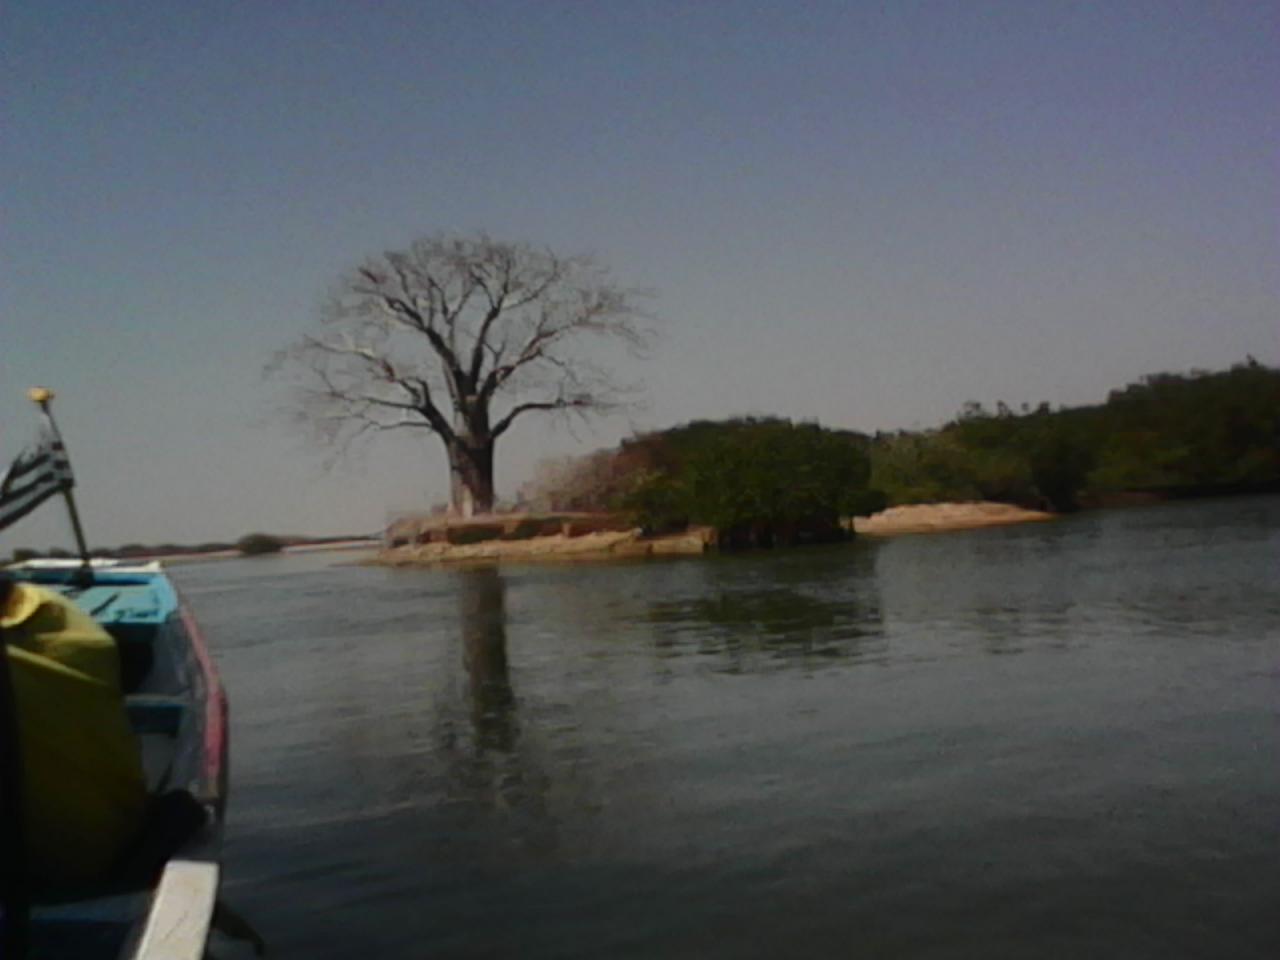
[28,569,205,799]
[9,565,223,959]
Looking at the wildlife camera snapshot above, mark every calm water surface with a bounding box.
[172,498,1280,959]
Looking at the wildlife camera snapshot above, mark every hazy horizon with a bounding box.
[4,1,1277,548]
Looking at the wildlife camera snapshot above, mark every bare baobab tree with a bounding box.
[269,234,652,516]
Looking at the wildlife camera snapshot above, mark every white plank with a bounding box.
[131,860,219,960]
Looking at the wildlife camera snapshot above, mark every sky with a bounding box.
[3,0,1277,548]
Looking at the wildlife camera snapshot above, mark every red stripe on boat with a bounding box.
[178,601,228,803]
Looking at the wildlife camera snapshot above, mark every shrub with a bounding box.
[623,419,875,545]
[846,488,889,517]
[501,519,548,541]
[445,524,503,546]
[236,533,285,556]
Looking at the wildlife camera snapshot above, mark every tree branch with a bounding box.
[268,233,654,502]
[492,394,600,438]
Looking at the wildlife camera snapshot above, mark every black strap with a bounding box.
[0,575,31,957]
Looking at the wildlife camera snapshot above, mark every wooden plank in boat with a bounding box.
[130,860,218,960]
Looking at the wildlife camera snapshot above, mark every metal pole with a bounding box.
[59,489,91,567]
[26,388,92,579]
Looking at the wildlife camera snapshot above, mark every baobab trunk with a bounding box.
[447,435,496,517]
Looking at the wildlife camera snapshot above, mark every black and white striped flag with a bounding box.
[0,412,74,533]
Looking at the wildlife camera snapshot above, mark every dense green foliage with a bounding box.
[622,418,880,544]
[520,360,1279,551]
[871,360,1280,510]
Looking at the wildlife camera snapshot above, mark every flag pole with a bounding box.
[26,388,92,577]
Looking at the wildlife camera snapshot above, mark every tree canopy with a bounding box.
[520,418,880,547]
[270,234,651,515]
[627,419,877,534]
[870,359,1280,509]
[524,360,1280,543]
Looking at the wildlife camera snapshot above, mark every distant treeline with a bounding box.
[519,359,1280,542]
[4,532,374,565]
[871,357,1280,510]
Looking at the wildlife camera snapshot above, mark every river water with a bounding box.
[171,497,1280,959]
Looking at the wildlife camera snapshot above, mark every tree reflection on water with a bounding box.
[433,565,555,856]
[458,566,517,753]
[647,546,886,672]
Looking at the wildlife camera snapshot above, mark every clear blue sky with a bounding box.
[3,0,1277,547]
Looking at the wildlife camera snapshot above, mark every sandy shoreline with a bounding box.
[374,527,712,567]
[852,501,1055,536]
[371,502,1055,567]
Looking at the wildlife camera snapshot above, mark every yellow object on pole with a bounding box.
[21,387,92,575]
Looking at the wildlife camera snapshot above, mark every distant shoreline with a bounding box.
[370,501,1057,568]
[113,539,381,565]
[64,494,1274,572]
